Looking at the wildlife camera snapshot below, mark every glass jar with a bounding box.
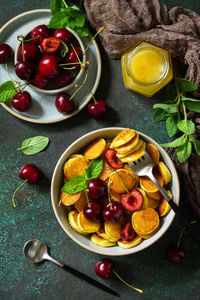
[121,41,173,97]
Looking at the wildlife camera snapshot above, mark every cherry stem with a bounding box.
[17,34,40,43]
[82,84,96,103]
[5,63,19,87]
[69,68,88,100]
[177,220,197,247]
[12,179,28,207]
[107,183,113,209]
[17,35,25,62]
[112,269,144,294]
[62,0,68,8]
[70,43,83,67]
[82,27,104,55]
[109,166,130,194]
[84,189,90,206]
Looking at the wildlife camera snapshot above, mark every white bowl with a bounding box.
[14,26,86,95]
[51,128,180,256]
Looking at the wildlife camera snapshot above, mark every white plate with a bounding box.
[0,9,101,123]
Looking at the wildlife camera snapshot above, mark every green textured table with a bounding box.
[0,1,200,300]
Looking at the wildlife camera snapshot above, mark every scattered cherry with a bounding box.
[83,202,102,222]
[15,61,35,80]
[55,93,75,113]
[87,179,107,200]
[54,70,73,87]
[41,37,61,55]
[31,24,51,44]
[53,28,71,44]
[103,201,123,223]
[33,72,50,89]
[166,245,186,264]
[105,148,123,169]
[11,91,32,112]
[18,43,41,62]
[64,46,82,67]
[88,99,107,119]
[39,55,60,78]
[0,43,13,63]
[121,189,144,211]
[95,259,113,279]
[19,163,40,184]
[121,222,135,241]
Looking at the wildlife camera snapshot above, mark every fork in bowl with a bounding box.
[128,151,200,246]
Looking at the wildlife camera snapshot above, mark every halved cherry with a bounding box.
[121,222,135,241]
[105,148,124,169]
[121,189,144,211]
[41,37,61,54]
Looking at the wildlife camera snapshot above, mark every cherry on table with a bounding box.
[87,178,107,200]
[33,72,50,89]
[19,163,40,184]
[88,99,107,119]
[95,259,113,279]
[31,24,51,44]
[39,55,60,78]
[0,43,13,63]
[11,91,32,112]
[121,189,144,211]
[103,201,123,223]
[166,245,186,263]
[54,70,73,87]
[53,28,71,44]
[105,148,123,169]
[18,43,41,62]
[41,37,61,55]
[83,202,102,222]
[55,93,75,114]
[15,61,35,80]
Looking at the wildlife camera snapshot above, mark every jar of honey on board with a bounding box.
[121,41,173,97]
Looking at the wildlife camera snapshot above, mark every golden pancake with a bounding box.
[78,211,101,233]
[64,156,89,180]
[157,161,172,185]
[120,141,146,162]
[108,169,136,194]
[110,129,136,148]
[68,210,88,235]
[60,191,81,206]
[132,208,160,235]
[118,236,143,249]
[91,233,116,247]
[74,192,88,212]
[146,143,160,166]
[84,138,106,160]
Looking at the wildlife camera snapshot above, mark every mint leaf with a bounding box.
[177,119,195,135]
[0,81,16,103]
[177,141,192,163]
[17,136,49,155]
[165,83,177,101]
[161,135,187,148]
[75,15,85,27]
[51,0,65,15]
[75,23,89,36]
[84,158,103,181]
[181,96,200,102]
[166,115,179,137]
[153,103,178,114]
[185,101,200,113]
[48,11,69,29]
[153,109,170,122]
[62,176,87,194]
[190,136,200,155]
[177,78,197,92]
[60,40,69,57]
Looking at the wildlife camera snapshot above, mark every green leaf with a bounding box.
[176,78,197,92]
[75,23,89,36]
[165,83,177,101]
[0,81,16,103]
[177,141,192,163]
[153,109,170,122]
[190,136,200,155]
[60,40,69,57]
[16,136,49,155]
[51,0,65,15]
[75,15,85,27]
[177,119,195,135]
[153,103,178,114]
[185,101,200,113]
[161,134,187,148]
[48,11,69,29]
[62,176,87,194]
[166,115,179,137]
[84,158,103,181]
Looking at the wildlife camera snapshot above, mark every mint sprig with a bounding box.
[153,77,199,163]
[16,136,49,155]
[0,81,16,103]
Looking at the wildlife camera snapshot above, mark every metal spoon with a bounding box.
[23,239,120,297]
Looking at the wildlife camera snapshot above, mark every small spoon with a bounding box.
[23,239,120,297]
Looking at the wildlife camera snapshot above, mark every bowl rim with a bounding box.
[51,127,180,256]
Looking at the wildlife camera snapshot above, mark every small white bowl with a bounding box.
[51,127,180,256]
[14,26,86,95]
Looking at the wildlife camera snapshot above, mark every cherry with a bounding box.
[55,93,75,113]
[54,70,73,87]
[53,28,71,44]
[19,163,40,184]
[83,202,102,222]
[18,43,41,62]
[41,37,61,54]
[95,259,113,279]
[105,148,123,169]
[33,72,50,89]
[166,245,186,263]
[0,43,13,63]
[39,55,60,78]
[15,61,35,80]
[88,100,107,119]
[31,24,51,44]
[121,222,135,241]
[121,189,144,212]
[87,179,107,200]
[103,201,123,223]
[11,91,32,112]
[64,46,82,67]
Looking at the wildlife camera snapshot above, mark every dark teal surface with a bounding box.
[0,1,200,300]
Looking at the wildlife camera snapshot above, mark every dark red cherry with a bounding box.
[41,37,61,54]
[103,201,123,223]
[95,259,113,279]
[31,24,51,44]
[105,148,123,169]
[19,163,40,184]
[0,43,13,63]
[15,61,35,80]
[166,245,186,264]
[88,100,107,119]
[83,202,102,222]
[55,93,75,114]
[121,189,144,212]
[121,222,135,241]
[64,46,82,67]
[18,43,41,62]
[54,70,73,87]
[33,72,50,89]
[11,91,32,112]
[53,28,71,44]
[87,179,107,200]
[39,55,60,78]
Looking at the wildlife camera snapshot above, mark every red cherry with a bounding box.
[95,259,113,279]
[41,37,61,54]
[87,179,107,200]
[121,189,144,211]
[33,72,50,89]
[88,100,107,119]
[54,70,73,87]
[166,245,186,263]
[64,46,82,68]
[83,202,102,222]
[15,61,35,80]
[31,24,51,44]
[55,93,75,114]
[11,91,32,112]
[39,55,60,78]
[105,148,124,169]
[121,222,135,241]
[18,43,41,62]
[19,164,40,184]
[53,28,71,44]
[103,201,123,223]
[0,43,13,63]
